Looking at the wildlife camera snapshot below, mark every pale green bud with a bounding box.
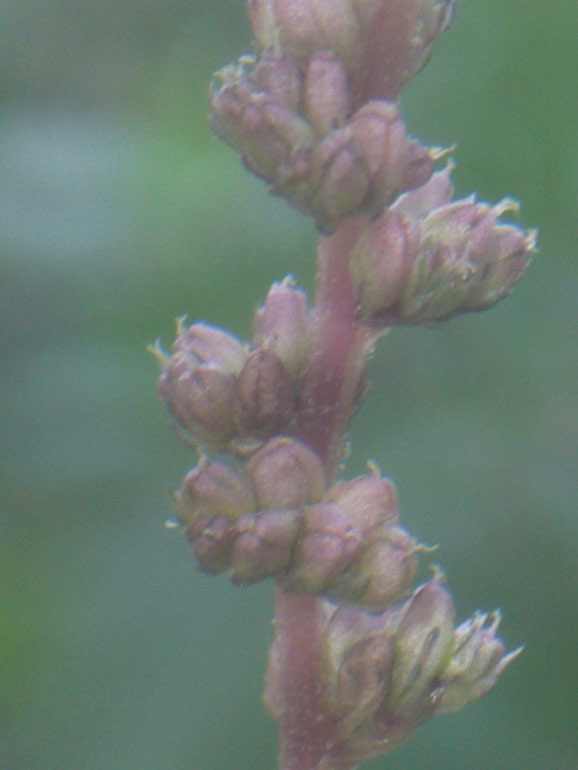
[389,576,455,715]
[436,611,523,713]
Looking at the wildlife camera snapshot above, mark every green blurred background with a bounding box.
[1,1,576,768]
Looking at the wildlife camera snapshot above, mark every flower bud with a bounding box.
[233,348,297,439]
[172,320,247,373]
[308,128,370,231]
[350,209,421,318]
[175,461,256,526]
[327,526,418,612]
[392,163,455,219]
[389,576,455,715]
[333,631,394,737]
[252,52,302,110]
[209,60,315,183]
[231,509,301,585]
[436,611,523,713]
[325,468,399,533]
[247,0,360,69]
[247,0,456,104]
[188,514,237,574]
[351,179,535,325]
[282,503,363,593]
[400,198,535,323]
[322,603,420,760]
[246,436,326,509]
[349,101,434,217]
[252,277,311,379]
[155,321,247,448]
[304,51,351,136]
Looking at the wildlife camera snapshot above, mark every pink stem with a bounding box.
[271,220,370,770]
[296,218,368,478]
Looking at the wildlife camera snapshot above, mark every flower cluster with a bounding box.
[351,165,537,324]
[210,52,435,233]
[315,575,522,762]
[154,0,530,766]
[173,444,418,611]
[153,278,312,453]
[153,284,418,611]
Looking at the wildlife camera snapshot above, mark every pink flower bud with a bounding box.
[246,436,326,509]
[156,322,248,447]
[282,503,363,592]
[322,602,421,760]
[233,348,297,439]
[333,632,395,738]
[436,611,523,713]
[172,321,247,374]
[304,51,351,136]
[158,362,238,448]
[389,576,455,715]
[247,0,455,103]
[252,52,302,110]
[350,181,535,325]
[247,0,360,69]
[400,198,535,322]
[354,0,456,102]
[232,509,301,585]
[349,209,421,318]
[252,278,311,379]
[349,101,434,216]
[308,128,370,231]
[209,61,315,183]
[392,163,455,219]
[189,515,237,574]
[175,461,256,526]
[327,526,418,612]
[324,469,400,532]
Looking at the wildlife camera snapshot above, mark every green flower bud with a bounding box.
[436,611,523,713]
[389,576,455,715]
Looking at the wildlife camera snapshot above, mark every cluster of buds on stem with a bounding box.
[209,0,457,231]
[308,574,522,763]
[350,165,537,324]
[172,439,418,612]
[153,278,312,453]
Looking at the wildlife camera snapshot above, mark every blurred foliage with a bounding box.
[1,1,577,769]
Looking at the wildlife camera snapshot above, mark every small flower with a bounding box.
[252,277,311,379]
[435,611,523,713]
[350,168,536,325]
[153,321,247,448]
[389,575,455,715]
[233,348,297,439]
[246,436,327,509]
[175,460,256,526]
[232,509,302,585]
[247,0,457,102]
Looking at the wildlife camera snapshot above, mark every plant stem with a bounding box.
[296,218,368,480]
[271,220,370,770]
